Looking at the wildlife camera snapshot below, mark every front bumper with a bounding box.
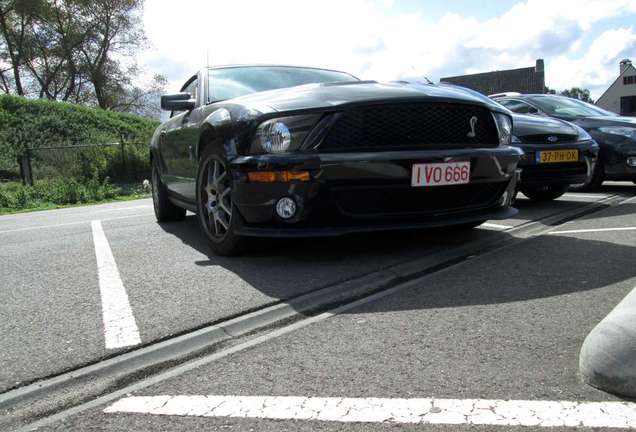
[229,147,521,238]
[515,140,598,186]
[603,144,636,181]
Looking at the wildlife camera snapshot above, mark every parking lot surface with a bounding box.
[1,183,635,431]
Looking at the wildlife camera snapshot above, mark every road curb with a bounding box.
[580,283,636,398]
[0,193,628,430]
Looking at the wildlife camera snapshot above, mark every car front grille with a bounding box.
[319,103,500,152]
[331,182,506,218]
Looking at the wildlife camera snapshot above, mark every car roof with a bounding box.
[206,64,356,76]
[494,94,563,99]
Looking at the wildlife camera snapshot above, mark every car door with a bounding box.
[160,74,204,202]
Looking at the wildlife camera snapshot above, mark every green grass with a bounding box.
[0,180,151,215]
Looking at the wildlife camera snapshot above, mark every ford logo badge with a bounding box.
[547,136,559,143]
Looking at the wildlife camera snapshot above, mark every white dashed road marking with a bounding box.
[104,395,636,428]
[481,222,511,230]
[562,193,609,200]
[91,220,141,349]
[550,227,636,235]
[0,213,152,235]
[95,205,152,213]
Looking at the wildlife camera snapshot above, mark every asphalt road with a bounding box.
[1,183,635,431]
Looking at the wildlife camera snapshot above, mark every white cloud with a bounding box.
[141,0,636,99]
[548,27,636,97]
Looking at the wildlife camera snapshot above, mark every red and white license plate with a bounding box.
[411,161,471,187]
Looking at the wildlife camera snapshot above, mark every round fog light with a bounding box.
[627,157,636,167]
[276,197,297,219]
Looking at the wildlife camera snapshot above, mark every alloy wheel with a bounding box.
[201,158,232,238]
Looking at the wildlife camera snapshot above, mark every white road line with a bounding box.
[562,193,609,199]
[95,205,152,213]
[550,227,636,235]
[91,220,141,349]
[481,222,511,230]
[0,213,152,235]
[104,395,636,429]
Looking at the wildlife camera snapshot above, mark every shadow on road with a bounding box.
[343,233,636,312]
[161,214,506,264]
[155,181,635,311]
[157,215,514,300]
[159,208,635,312]
[599,182,636,195]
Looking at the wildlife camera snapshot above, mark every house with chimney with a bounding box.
[596,59,636,116]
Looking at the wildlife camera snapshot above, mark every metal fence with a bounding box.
[7,140,150,186]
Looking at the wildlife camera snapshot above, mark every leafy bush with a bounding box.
[0,94,159,183]
[0,177,122,210]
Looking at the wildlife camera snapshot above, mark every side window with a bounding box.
[500,99,537,114]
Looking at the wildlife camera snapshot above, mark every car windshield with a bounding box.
[527,95,616,117]
[207,66,358,102]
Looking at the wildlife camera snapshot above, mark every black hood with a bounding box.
[227,80,508,114]
[569,115,636,130]
[511,114,579,143]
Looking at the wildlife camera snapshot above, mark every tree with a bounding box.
[109,72,166,117]
[0,0,163,116]
[73,0,147,109]
[560,87,593,103]
[0,0,42,96]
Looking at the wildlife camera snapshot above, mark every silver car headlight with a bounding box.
[493,113,513,145]
[598,126,636,141]
[572,124,592,141]
[251,115,321,154]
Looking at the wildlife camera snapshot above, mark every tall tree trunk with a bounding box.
[0,5,25,95]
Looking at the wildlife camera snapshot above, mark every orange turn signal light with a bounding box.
[247,170,311,183]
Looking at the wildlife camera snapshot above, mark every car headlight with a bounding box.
[252,115,321,154]
[572,124,592,141]
[598,126,636,140]
[493,113,513,145]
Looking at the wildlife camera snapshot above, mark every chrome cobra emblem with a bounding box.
[467,116,478,138]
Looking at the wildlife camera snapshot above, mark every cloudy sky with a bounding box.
[141,0,636,100]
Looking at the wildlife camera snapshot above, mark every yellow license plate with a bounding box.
[536,149,579,163]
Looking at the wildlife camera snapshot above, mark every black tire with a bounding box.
[510,189,518,206]
[570,159,604,192]
[196,145,248,256]
[151,161,186,222]
[520,184,569,201]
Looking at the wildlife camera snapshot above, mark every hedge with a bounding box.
[0,94,159,182]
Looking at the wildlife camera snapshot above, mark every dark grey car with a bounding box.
[492,94,636,190]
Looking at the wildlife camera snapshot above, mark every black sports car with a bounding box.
[152,65,521,255]
[492,93,636,190]
[508,113,599,201]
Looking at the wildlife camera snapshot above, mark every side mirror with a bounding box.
[161,93,195,112]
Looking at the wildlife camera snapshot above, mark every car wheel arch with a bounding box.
[197,125,220,161]
[149,147,167,174]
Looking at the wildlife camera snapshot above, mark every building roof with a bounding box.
[440,60,545,96]
[596,63,636,104]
